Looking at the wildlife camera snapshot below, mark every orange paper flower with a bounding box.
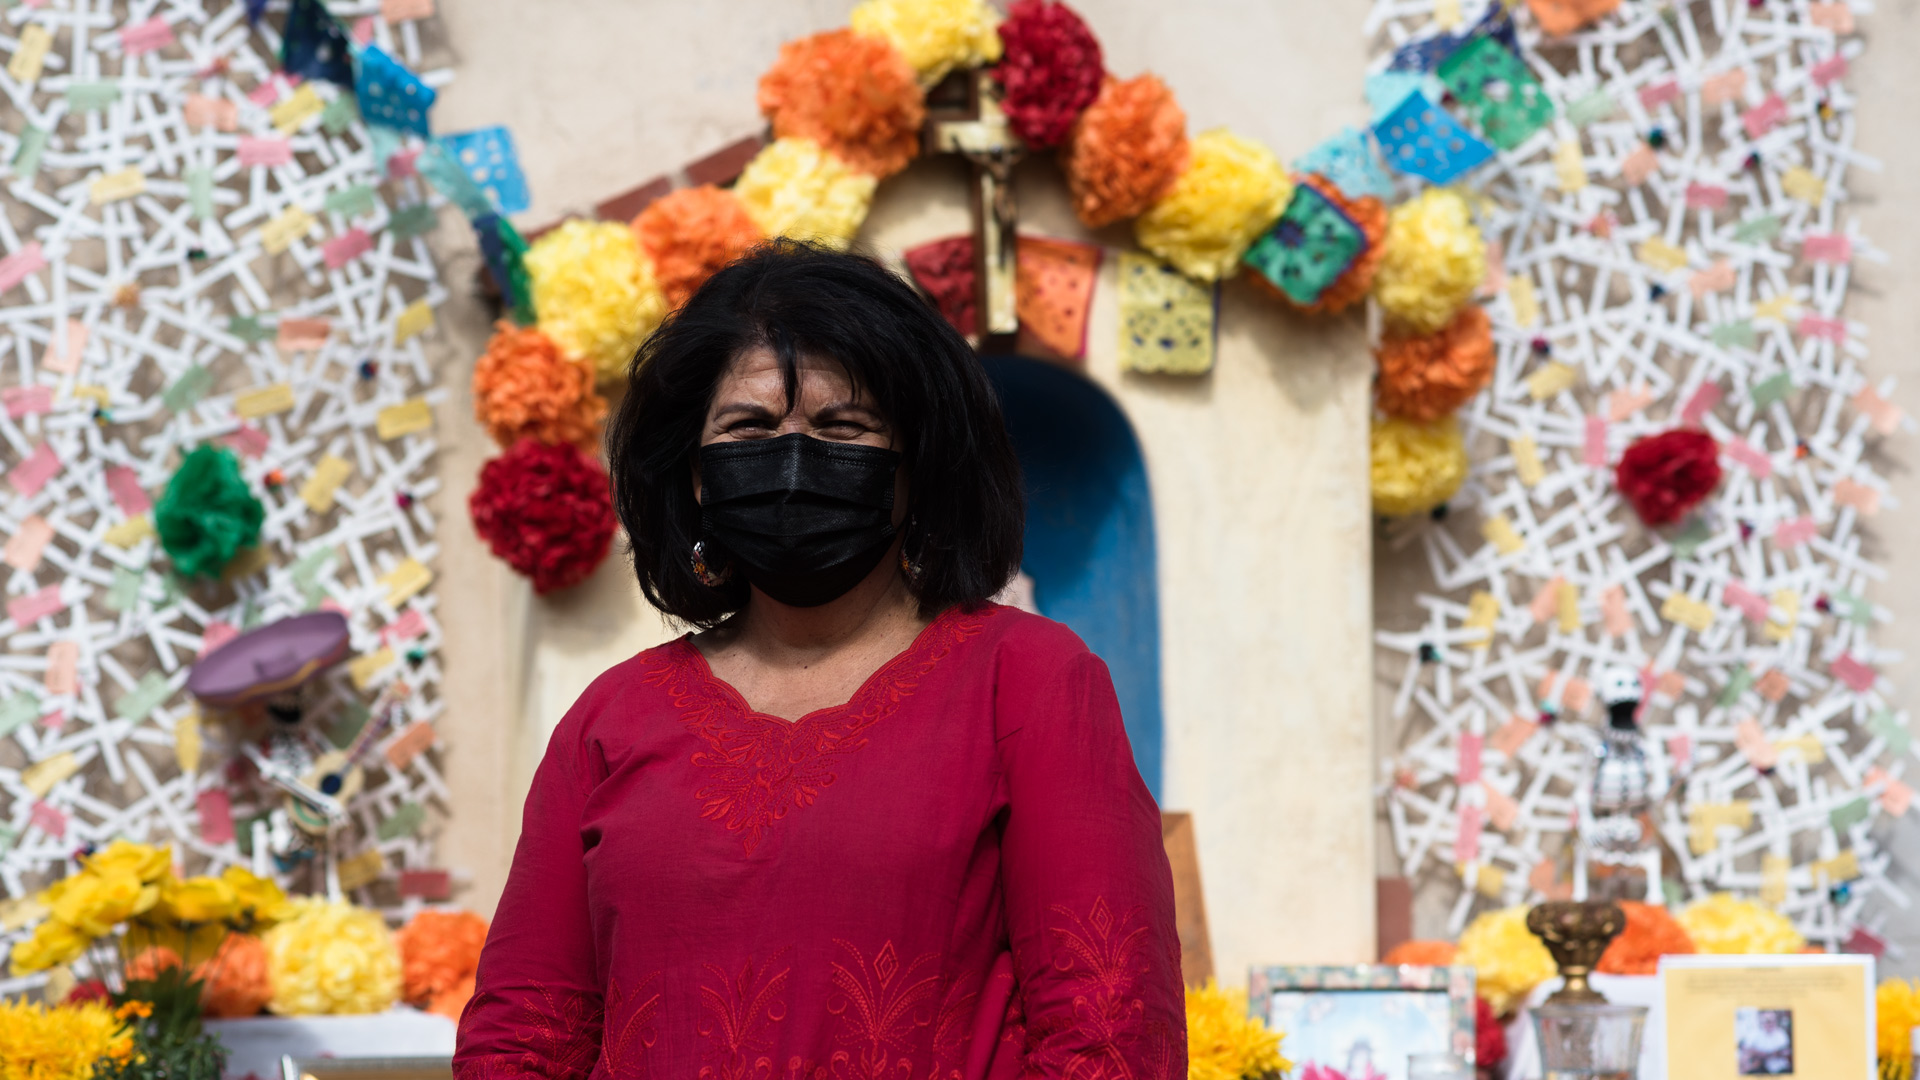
[1597,901,1695,976]
[198,932,272,1019]
[632,186,766,311]
[1373,305,1496,423]
[1383,940,1459,967]
[757,29,926,179]
[1061,75,1189,228]
[471,322,607,451]
[428,973,476,1021]
[394,909,490,1003]
[123,945,183,981]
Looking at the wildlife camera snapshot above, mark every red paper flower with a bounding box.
[1616,428,1722,526]
[470,440,617,594]
[993,0,1104,150]
[63,979,112,1005]
[757,29,925,179]
[1476,996,1508,1069]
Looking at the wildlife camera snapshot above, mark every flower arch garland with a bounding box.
[468,0,1507,588]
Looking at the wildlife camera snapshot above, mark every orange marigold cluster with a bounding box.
[394,909,490,1006]
[1061,74,1188,228]
[200,933,272,1019]
[1373,305,1496,423]
[1597,900,1696,975]
[757,29,926,179]
[472,322,607,451]
[1383,940,1459,966]
[632,187,766,310]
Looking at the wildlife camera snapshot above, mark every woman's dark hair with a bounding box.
[608,239,1024,626]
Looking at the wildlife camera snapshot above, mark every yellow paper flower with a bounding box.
[1879,979,1920,1080]
[1371,416,1469,518]
[263,899,403,1016]
[0,999,136,1079]
[1372,187,1488,335]
[151,874,237,926]
[48,873,160,938]
[849,0,1002,85]
[1186,979,1290,1080]
[81,840,171,884]
[222,866,293,930]
[1134,129,1293,284]
[733,138,878,253]
[1456,904,1558,1016]
[525,219,668,384]
[8,919,88,975]
[1677,894,1806,955]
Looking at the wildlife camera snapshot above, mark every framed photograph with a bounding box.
[1661,954,1873,1080]
[1250,964,1477,1080]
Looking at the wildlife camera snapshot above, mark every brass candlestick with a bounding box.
[1526,900,1626,1005]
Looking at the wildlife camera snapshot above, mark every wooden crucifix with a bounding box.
[923,68,1025,348]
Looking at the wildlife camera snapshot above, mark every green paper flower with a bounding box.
[154,445,265,579]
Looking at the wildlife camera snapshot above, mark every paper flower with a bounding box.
[1283,174,1387,315]
[154,444,265,579]
[1371,416,1469,518]
[123,945,184,981]
[1383,940,1459,966]
[429,973,477,1021]
[7,919,87,975]
[1134,128,1293,283]
[82,840,171,884]
[526,219,667,384]
[199,932,272,1019]
[992,0,1104,150]
[849,0,1003,85]
[632,186,766,310]
[46,872,160,938]
[1372,187,1487,334]
[1677,894,1806,955]
[469,439,618,595]
[1596,900,1695,975]
[1062,74,1188,228]
[1186,979,1290,1080]
[1374,305,1496,422]
[757,29,924,179]
[263,898,403,1015]
[1455,904,1557,1016]
[151,874,238,926]
[394,909,490,1003]
[0,1000,136,1079]
[221,866,293,932]
[1879,978,1920,1080]
[1616,429,1722,527]
[472,322,607,451]
[733,138,878,252]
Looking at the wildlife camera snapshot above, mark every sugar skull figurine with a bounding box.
[1580,665,1671,898]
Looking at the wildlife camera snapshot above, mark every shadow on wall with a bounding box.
[982,355,1164,798]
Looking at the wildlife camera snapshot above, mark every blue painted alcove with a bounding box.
[981,355,1164,797]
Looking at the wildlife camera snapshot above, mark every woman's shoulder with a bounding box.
[954,603,1097,670]
[550,636,702,739]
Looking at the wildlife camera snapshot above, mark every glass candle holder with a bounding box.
[1407,1051,1473,1080]
[1533,1003,1648,1080]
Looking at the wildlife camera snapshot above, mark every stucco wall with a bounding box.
[426,0,1380,983]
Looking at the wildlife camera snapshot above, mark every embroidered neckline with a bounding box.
[646,604,995,854]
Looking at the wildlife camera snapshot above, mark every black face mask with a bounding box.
[698,433,901,608]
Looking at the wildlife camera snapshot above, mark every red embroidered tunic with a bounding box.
[455,604,1185,1080]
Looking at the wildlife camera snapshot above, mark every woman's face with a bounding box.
[694,346,907,523]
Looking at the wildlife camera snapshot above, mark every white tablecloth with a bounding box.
[204,1009,457,1080]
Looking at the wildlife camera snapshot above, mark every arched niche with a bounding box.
[983,354,1163,797]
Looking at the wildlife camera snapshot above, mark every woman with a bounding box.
[456,242,1184,1080]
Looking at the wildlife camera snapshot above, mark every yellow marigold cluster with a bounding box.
[1134,129,1292,284]
[1372,187,1487,335]
[1186,980,1290,1080]
[525,219,668,384]
[1456,904,1557,1016]
[734,139,878,252]
[1677,894,1806,956]
[11,840,172,975]
[1371,416,1469,518]
[1880,979,1920,1080]
[849,0,1002,85]
[0,1000,135,1080]
[263,899,403,1016]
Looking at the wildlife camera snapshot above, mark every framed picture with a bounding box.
[1661,954,1873,1080]
[1250,964,1478,1080]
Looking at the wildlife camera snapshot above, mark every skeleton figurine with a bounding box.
[1576,666,1672,901]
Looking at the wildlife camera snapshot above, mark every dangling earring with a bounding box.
[898,518,926,588]
[691,539,732,587]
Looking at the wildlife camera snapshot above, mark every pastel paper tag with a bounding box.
[44,641,77,696]
[1743,95,1788,139]
[1735,719,1778,771]
[199,621,238,657]
[1602,585,1631,636]
[120,16,176,55]
[1455,803,1482,863]
[1483,783,1519,831]
[1458,733,1484,785]
[1834,478,1880,515]
[382,608,428,644]
[1639,80,1681,110]
[1491,716,1538,757]
[277,317,331,351]
[4,517,55,572]
[398,869,452,900]
[1690,260,1735,297]
[322,228,373,269]
[1680,381,1723,425]
[1803,234,1852,263]
[1583,416,1608,466]
[198,789,235,844]
[89,168,147,205]
[28,801,67,840]
[1812,54,1848,87]
[394,299,434,343]
[377,398,433,440]
[40,321,87,373]
[4,385,52,418]
[8,585,65,627]
[1810,3,1856,32]
[1685,183,1728,210]
[260,206,316,254]
[238,136,293,167]
[1702,69,1747,106]
[0,243,47,293]
[106,466,151,514]
[1622,144,1658,185]
[1832,652,1877,692]
[1774,516,1818,547]
[1852,387,1903,434]
[222,425,270,458]
[9,441,62,496]
[1724,581,1770,622]
[385,721,436,769]
[183,94,238,131]
[1726,438,1772,478]
[1798,314,1847,342]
